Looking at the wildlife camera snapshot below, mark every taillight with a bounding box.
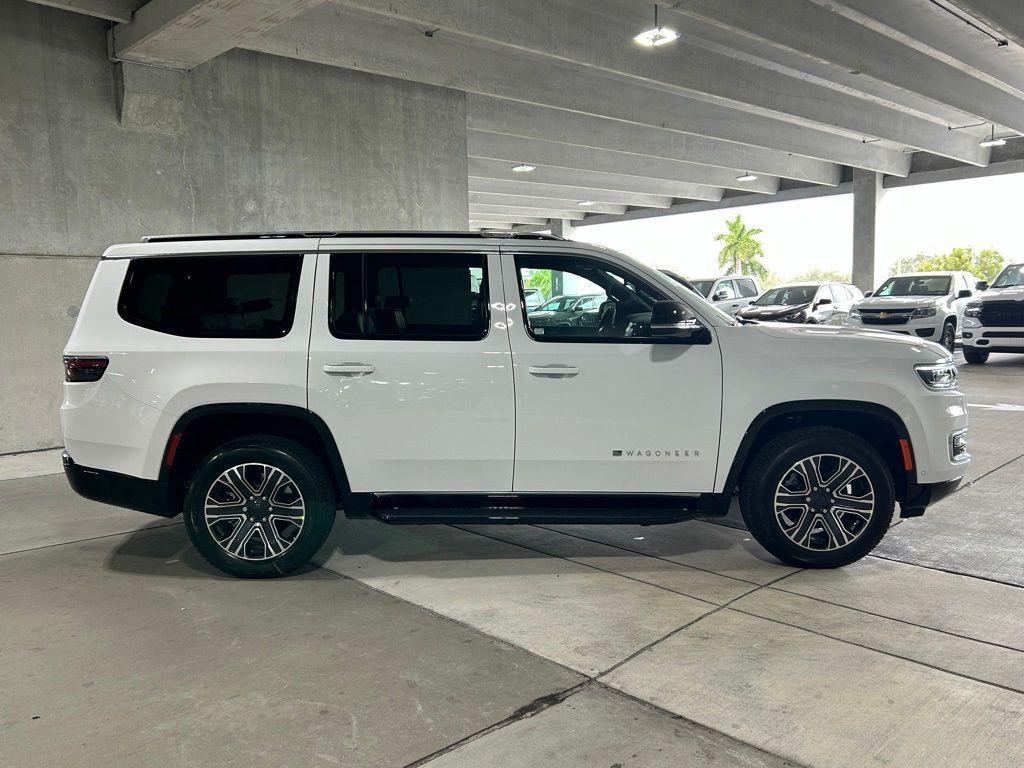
[64,355,108,382]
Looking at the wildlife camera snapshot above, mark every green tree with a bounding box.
[889,247,1004,282]
[524,269,552,298]
[714,215,768,279]
[791,268,852,283]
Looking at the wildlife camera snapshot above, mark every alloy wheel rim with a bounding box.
[204,463,305,561]
[773,453,875,552]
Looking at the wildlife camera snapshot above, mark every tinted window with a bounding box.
[516,254,674,343]
[755,285,819,306]
[690,280,715,298]
[736,279,759,298]
[119,255,302,338]
[329,253,488,340]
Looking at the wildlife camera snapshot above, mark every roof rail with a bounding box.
[140,231,564,243]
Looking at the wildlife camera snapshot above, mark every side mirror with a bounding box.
[975,281,989,291]
[712,290,728,302]
[863,290,873,298]
[957,289,973,299]
[651,300,708,342]
[815,298,832,308]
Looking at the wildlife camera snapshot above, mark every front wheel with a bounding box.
[739,427,894,568]
[183,436,336,578]
[940,321,956,353]
[963,346,989,364]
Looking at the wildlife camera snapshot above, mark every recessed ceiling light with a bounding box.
[634,5,679,47]
[577,200,597,207]
[736,172,759,182]
[980,124,1007,147]
[511,163,536,173]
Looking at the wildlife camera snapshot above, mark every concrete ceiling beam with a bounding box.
[470,204,589,220]
[468,215,549,226]
[246,5,903,175]
[26,0,140,22]
[469,178,674,209]
[468,159,725,201]
[470,193,627,216]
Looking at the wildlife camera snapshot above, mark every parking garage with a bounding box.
[3,1,1024,766]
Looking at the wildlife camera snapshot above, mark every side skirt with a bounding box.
[341,492,731,525]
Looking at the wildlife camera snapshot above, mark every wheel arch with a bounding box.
[723,400,914,505]
[158,404,350,510]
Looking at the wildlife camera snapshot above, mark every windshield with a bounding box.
[755,285,818,306]
[992,264,1024,288]
[690,280,715,298]
[535,296,576,312]
[875,276,951,297]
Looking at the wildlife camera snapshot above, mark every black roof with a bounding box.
[140,231,563,243]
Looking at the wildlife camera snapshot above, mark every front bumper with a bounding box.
[848,316,937,338]
[63,452,176,518]
[961,319,1024,352]
[900,476,963,517]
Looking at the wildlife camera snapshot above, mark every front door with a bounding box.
[505,250,723,493]
[308,247,515,492]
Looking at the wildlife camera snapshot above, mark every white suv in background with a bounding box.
[962,262,1024,364]
[62,232,967,578]
[847,271,979,352]
[688,276,761,315]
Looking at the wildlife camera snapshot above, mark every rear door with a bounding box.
[503,248,722,493]
[307,244,515,492]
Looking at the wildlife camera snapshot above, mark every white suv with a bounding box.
[689,276,761,316]
[847,271,979,352]
[962,262,1024,364]
[62,233,968,578]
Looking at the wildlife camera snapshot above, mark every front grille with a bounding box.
[979,301,1024,327]
[860,309,913,326]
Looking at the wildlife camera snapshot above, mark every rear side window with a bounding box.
[329,253,488,340]
[119,255,302,338]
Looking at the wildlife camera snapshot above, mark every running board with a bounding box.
[343,493,718,525]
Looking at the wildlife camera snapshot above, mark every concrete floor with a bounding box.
[3,352,1024,767]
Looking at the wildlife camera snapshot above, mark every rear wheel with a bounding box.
[183,436,336,578]
[940,321,956,353]
[963,346,989,364]
[739,427,893,568]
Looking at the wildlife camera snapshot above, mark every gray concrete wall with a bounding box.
[0,2,468,454]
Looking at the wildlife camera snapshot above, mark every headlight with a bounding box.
[915,361,958,390]
[781,310,805,322]
[964,302,982,318]
[911,306,937,318]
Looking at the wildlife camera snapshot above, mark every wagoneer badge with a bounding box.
[612,449,700,459]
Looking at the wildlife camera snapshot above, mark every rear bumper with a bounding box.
[900,476,962,518]
[63,452,177,518]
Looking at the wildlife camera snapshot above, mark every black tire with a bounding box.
[963,346,989,364]
[940,321,956,353]
[738,427,894,568]
[183,436,336,578]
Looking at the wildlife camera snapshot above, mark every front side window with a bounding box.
[713,280,736,300]
[690,279,715,298]
[516,254,674,342]
[119,254,302,338]
[329,253,488,340]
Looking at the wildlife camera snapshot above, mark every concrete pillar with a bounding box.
[549,218,575,239]
[852,169,883,292]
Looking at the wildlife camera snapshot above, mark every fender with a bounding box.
[157,403,351,495]
[722,399,914,495]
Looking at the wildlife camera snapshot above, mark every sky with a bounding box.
[572,172,1024,286]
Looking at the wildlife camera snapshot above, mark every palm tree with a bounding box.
[714,215,768,279]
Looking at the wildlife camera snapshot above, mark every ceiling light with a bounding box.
[980,125,1006,147]
[577,200,597,207]
[736,172,759,182]
[511,163,536,173]
[634,5,679,47]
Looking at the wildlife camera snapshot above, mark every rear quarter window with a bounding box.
[118,254,303,337]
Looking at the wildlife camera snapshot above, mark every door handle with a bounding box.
[323,363,375,377]
[528,365,580,378]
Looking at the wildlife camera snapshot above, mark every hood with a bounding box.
[977,285,1024,301]
[752,323,950,362]
[738,302,809,319]
[855,295,940,310]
